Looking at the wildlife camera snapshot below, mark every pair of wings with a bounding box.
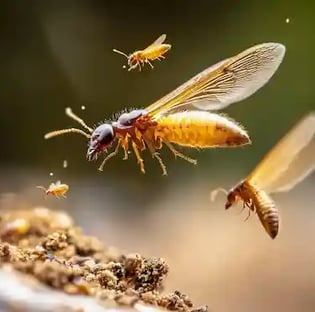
[142,34,168,53]
[247,112,315,194]
[145,42,286,118]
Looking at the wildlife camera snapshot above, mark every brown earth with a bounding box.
[0,207,208,312]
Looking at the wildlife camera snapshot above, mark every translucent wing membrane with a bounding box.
[145,43,285,118]
[144,34,167,51]
[265,129,315,194]
[248,113,315,192]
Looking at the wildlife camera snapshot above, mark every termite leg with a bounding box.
[98,141,121,172]
[146,59,154,69]
[143,138,167,176]
[164,142,197,165]
[120,138,129,160]
[131,141,145,174]
[128,63,138,72]
[153,152,167,176]
[236,202,247,215]
[244,208,251,222]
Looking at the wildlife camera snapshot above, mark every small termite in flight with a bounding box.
[113,34,171,71]
[44,42,285,175]
[211,112,315,239]
[37,181,69,198]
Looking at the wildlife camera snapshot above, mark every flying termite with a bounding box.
[113,34,171,71]
[44,42,286,176]
[211,112,315,239]
[37,181,69,198]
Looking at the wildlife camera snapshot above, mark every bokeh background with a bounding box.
[0,0,315,311]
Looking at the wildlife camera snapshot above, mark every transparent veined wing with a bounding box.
[145,43,285,118]
[247,113,315,192]
[143,34,167,51]
[264,124,315,193]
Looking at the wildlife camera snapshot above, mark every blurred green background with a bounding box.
[0,1,315,312]
[0,0,313,182]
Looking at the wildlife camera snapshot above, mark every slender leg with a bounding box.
[244,209,251,222]
[143,137,167,176]
[120,138,129,160]
[153,152,167,176]
[146,60,154,69]
[98,142,121,172]
[243,201,253,221]
[164,142,197,165]
[236,202,247,215]
[131,142,145,174]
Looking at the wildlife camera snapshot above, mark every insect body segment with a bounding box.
[37,181,69,198]
[251,186,279,239]
[155,111,250,148]
[224,181,279,239]
[113,34,171,71]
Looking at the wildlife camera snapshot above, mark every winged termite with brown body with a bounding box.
[45,43,285,175]
[211,112,315,239]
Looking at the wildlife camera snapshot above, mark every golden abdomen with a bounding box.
[143,44,171,60]
[248,183,279,239]
[155,111,250,148]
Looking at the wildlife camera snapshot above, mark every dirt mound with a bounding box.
[0,207,208,312]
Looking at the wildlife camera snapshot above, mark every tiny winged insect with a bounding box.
[113,34,171,71]
[211,112,315,239]
[44,43,286,175]
[37,181,69,198]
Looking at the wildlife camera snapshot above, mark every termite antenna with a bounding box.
[44,128,91,140]
[36,186,47,192]
[65,107,93,133]
[113,48,129,59]
[210,188,228,202]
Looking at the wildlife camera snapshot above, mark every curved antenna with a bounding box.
[65,107,93,133]
[36,186,47,192]
[210,188,228,202]
[113,48,129,59]
[44,128,91,140]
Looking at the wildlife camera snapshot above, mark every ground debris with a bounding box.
[0,207,208,312]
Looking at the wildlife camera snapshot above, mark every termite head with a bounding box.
[87,124,116,161]
[211,184,244,209]
[113,49,139,70]
[225,189,238,209]
[128,52,140,67]
[225,182,246,209]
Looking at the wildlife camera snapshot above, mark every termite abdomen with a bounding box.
[252,187,279,239]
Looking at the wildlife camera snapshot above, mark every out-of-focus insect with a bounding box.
[37,181,69,198]
[44,42,286,175]
[1,218,31,236]
[211,112,315,239]
[113,34,171,71]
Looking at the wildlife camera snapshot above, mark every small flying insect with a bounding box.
[211,112,315,239]
[37,181,69,198]
[113,34,171,71]
[44,42,286,175]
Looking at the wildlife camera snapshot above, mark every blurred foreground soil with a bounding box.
[0,206,208,312]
